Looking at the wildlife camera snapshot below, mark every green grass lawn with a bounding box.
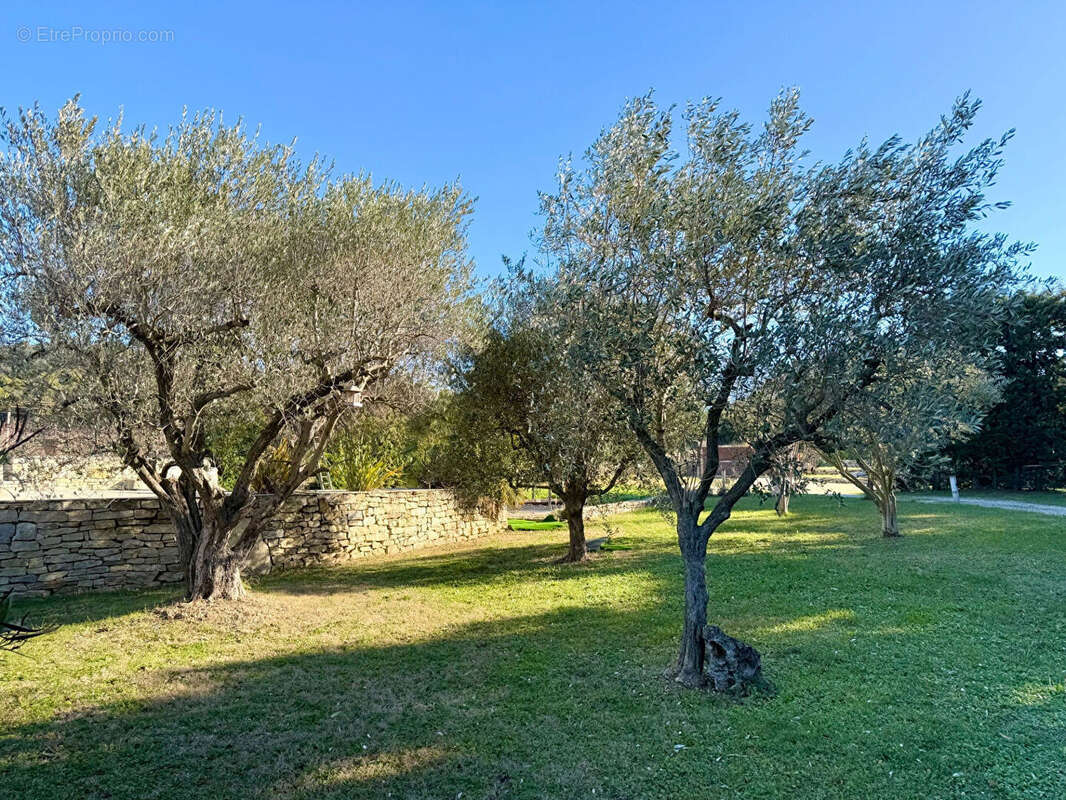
[507,518,566,531]
[516,486,655,508]
[2,495,1064,799]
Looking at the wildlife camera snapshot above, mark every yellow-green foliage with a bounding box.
[329,454,402,491]
[250,439,297,494]
[324,434,403,491]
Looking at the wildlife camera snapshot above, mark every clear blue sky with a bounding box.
[3,0,1063,281]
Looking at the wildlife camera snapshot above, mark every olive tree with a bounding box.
[821,355,999,536]
[767,443,818,517]
[541,90,1026,688]
[448,271,638,561]
[0,99,472,601]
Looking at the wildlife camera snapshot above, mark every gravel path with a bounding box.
[913,496,1066,517]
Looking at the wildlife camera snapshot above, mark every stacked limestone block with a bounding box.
[0,497,183,597]
[0,454,141,497]
[0,490,503,597]
[259,490,503,570]
[584,498,655,519]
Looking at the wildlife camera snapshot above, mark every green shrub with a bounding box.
[325,447,403,491]
[204,417,261,490]
[205,401,467,494]
[251,439,299,494]
[323,420,406,491]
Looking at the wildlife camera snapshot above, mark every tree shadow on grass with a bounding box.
[3,592,1063,800]
[9,497,1014,639]
[254,536,678,597]
[0,497,879,629]
[4,494,1066,800]
[0,604,671,800]
[12,535,668,629]
[6,498,1062,798]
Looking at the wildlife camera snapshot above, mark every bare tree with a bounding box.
[0,99,473,601]
[541,90,1026,688]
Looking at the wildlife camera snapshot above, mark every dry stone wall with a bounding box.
[258,491,502,571]
[0,490,503,598]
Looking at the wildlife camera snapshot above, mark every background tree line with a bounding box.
[939,289,1066,490]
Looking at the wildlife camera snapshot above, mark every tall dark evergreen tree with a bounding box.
[948,290,1066,489]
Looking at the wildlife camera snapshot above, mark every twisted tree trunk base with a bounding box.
[665,624,764,694]
[704,625,763,693]
[187,553,246,602]
[557,500,589,563]
[880,496,901,538]
[775,489,790,517]
[556,551,591,564]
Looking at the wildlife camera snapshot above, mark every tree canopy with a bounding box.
[444,269,639,561]
[0,98,473,599]
[822,354,999,536]
[540,89,1027,688]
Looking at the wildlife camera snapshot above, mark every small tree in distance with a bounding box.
[821,355,1000,536]
[542,90,1027,688]
[0,99,473,601]
[767,443,819,517]
[446,270,639,562]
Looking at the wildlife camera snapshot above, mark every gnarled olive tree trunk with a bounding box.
[554,467,629,564]
[129,400,349,602]
[774,484,791,517]
[878,493,900,537]
[659,452,771,691]
[162,474,263,601]
[183,517,251,600]
[561,495,589,562]
[189,545,245,599]
[672,509,710,687]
